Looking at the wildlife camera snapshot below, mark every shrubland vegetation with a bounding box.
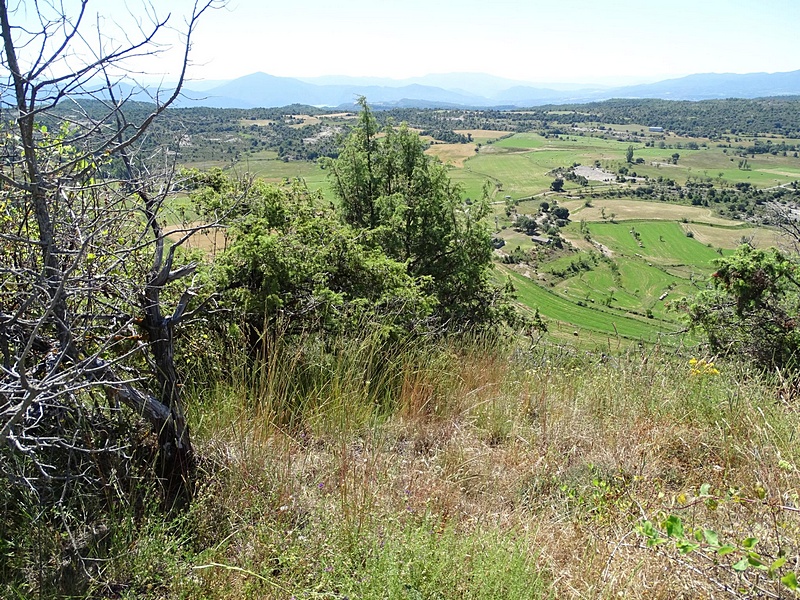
[3,3,800,599]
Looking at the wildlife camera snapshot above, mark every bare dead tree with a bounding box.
[0,0,220,508]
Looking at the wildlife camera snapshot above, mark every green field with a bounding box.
[500,220,719,331]
[443,130,800,205]
[180,124,791,345]
[584,221,725,264]
[500,266,682,343]
[497,200,749,337]
[183,150,332,195]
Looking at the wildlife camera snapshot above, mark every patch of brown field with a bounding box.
[425,143,477,167]
[564,199,736,225]
[685,223,783,249]
[238,119,273,126]
[559,233,598,252]
[760,168,800,177]
[166,222,226,255]
[454,129,511,142]
[289,115,321,128]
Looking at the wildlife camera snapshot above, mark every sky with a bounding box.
[12,0,800,87]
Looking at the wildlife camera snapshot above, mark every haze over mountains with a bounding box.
[171,70,800,109]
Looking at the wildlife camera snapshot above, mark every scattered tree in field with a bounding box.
[550,178,564,192]
[672,152,681,164]
[515,214,539,235]
[552,206,570,221]
[626,145,634,163]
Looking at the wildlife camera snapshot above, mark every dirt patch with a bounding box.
[573,165,615,182]
[302,126,341,144]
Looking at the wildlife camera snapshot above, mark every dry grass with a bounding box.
[564,199,736,225]
[237,119,274,126]
[686,222,783,248]
[426,142,478,167]
[181,340,800,599]
[288,114,321,127]
[9,334,796,598]
[455,129,511,143]
[166,222,227,255]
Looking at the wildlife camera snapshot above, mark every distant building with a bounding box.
[649,126,664,133]
[530,235,552,245]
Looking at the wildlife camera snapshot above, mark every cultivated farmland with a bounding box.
[173,107,797,344]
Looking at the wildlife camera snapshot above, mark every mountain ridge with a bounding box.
[170,69,800,109]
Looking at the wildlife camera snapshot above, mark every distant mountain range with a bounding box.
[167,70,800,110]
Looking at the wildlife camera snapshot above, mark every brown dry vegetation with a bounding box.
[166,222,227,254]
[684,223,783,249]
[563,199,736,225]
[426,142,478,167]
[288,115,321,127]
[177,339,800,599]
[455,129,512,142]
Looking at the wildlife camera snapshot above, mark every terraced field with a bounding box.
[500,266,682,344]
[495,199,774,342]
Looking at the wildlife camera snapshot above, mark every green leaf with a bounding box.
[770,557,787,575]
[742,537,759,549]
[639,521,668,547]
[664,515,683,539]
[781,571,798,591]
[676,540,700,555]
[732,558,749,572]
[699,483,711,496]
[748,554,767,569]
[717,544,736,556]
[703,529,719,547]
[640,520,656,538]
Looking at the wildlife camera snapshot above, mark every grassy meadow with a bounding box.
[429,129,800,202]
[34,334,797,599]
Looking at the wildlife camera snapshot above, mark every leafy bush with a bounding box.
[685,245,800,369]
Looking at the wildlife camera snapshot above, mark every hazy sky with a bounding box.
[16,0,800,85]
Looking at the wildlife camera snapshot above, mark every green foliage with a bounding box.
[638,483,800,597]
[194,178,435,345]
[327,99,512,331]
[686,244,800,368]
